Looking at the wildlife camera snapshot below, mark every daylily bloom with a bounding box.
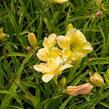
[65,83,93,96]
[57,26,93,64]
[52,0,68,4]
[37,33,62,62]
[33,56,72,83]
[89,72,104,87]
[28,32,37,48]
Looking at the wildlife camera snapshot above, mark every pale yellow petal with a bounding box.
[62,64,73,70]
[62,48,71,63]
[76,29,86,42]
[66,28,86,44]
[57,35,69,49]
[74,51,86,59]
[55,56,63,68]
[43,37,50,52]
[49,47,62,60]
[79,41,93,54]
[33,63,49,74]
[66,28,77,43]
[64,51,82,64]
[47,56,63,73]
[37,48,48,61]
[42,74,55,83]
[48,33,56,48]
[43,33,56,52]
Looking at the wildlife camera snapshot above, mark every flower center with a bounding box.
[70,43,78,51]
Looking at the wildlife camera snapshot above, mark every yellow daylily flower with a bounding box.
[52,0,68,4]
[33,56,72,83]
[37,33,62,61]
[89,72,104,87]
[57,26,93,64]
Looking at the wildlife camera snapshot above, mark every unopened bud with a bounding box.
[67,23,73,31]
[95,0,102,7]
[52,0,68,4]
[60,77,66,88]
[28,32,37,48]
[89,72,104,87]
[0,28,9,40]
[65,83,93,96]
[96,10,103,17]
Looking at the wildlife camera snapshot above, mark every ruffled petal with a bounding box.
[76,29,86,42]
[48,33,57,48]
[57,35,69,49]
[66,28,86,44]
[33,63,49,74]
[43,37,50,53]
[62,64,73,70]
[62,48,71,63]
[46,56,63,75]
[43,33,56,52]
[42,74,55,83]
[49,47,62,60]
[79,41,93,54]
[37,48,48,61]
[55,56,63,68]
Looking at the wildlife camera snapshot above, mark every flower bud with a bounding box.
[28,32,37,48]
[89,72,104,87]
[0,28,9,40]
[0,33,7,40]
[95,0,102,7]
[65,83,93,96]
[52,0,68,4]
[60,76,66,88]
[67,23,73,31]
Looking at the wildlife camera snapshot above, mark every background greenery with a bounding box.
[0,0,109,109]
